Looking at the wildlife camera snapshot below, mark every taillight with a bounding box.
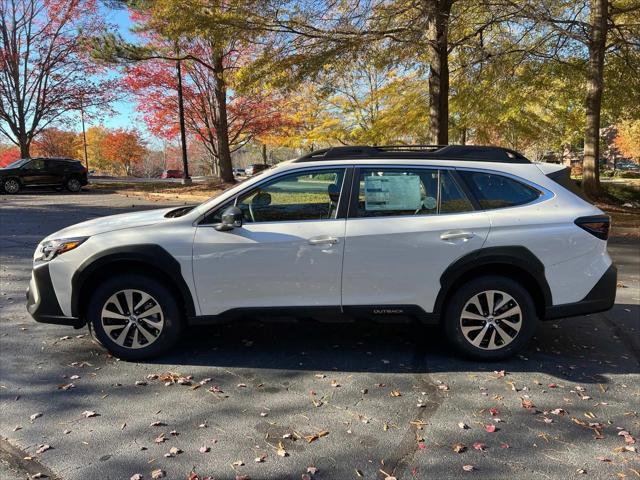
[575,215,610,240]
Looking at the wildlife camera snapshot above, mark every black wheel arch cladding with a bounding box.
[71,244,196,318]
[433,246,552,316]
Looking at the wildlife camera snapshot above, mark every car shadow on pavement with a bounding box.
[146,306,640,384]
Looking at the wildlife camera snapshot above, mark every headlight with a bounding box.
[37,237,88,262]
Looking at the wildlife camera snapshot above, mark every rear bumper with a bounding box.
[544,264,617,320]
[27,264,84,328]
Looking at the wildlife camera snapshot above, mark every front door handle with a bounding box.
[440,231,475,241]
[308,236,339,245]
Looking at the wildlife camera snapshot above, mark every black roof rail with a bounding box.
[294,145,530,163]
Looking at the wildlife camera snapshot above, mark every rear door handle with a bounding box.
[440,231,475,241]
[308,236,339,245]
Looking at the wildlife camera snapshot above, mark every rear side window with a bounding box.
[459,171,541,209]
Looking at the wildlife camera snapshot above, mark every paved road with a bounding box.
[0,191,638,480]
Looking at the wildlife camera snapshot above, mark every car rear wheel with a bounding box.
[2,178,21,194]
[66,177,82,193]
[443,275,537,360]
[87,274,183,360]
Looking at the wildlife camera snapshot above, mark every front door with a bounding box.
[341,167,491,314]
[193,167,350,316]
[21,159,52,184]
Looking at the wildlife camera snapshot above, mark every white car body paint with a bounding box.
[32,157,612,322]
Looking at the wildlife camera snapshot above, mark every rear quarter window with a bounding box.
[459,171,541,209]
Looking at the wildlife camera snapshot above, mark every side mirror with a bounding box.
[214,206,243,231]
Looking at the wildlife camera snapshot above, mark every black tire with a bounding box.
[443,275,537,360]
[2,178,21,194]
[87,274,183,360]
[65,176,82,193]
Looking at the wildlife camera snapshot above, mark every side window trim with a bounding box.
[348,165,478,219]
[198,165,353,225]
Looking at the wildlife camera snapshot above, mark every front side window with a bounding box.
[235,168,346,223]
[355,168,473,217]
[25,159,45,170]
[458,171,541,209]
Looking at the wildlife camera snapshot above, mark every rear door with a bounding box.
[341,166,490,314]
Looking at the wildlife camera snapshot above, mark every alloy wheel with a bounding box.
[67,178,81,192]
[100,289,165,349]
[3,179,20,194]
[459,290,522,350]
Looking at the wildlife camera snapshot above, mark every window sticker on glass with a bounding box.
[364,174,422,211]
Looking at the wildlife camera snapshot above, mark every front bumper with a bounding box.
[27,263,84,328]
[544,264,617,320]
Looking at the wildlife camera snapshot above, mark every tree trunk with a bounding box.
[426,0,451,145]
[261,143,268,164]
[175,52,191,184]
[582,0,607,198]
[212,53,235,183]
[19,139,30,158]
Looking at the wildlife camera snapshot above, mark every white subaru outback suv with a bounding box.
[27,145,616,360]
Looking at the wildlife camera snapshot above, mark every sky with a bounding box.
[96,6,143,134]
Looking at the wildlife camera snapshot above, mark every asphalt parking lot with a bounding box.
[0,190,638,480]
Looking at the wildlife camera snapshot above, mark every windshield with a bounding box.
[2,158,29,169]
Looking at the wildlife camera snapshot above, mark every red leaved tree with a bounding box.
[0,0,117,157]
[101,128,146,176]
[123,36,285,180]
[32,128,79,158]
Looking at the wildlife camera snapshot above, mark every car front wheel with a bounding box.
[443,275,537,360]
[2,178,21,194]
[87,274,183,360]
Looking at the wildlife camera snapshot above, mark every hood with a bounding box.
[45,207,180,240]
[0,167,19,175]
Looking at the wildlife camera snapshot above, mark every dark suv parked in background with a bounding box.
[1,157,89,194]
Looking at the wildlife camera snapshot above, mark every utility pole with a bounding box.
[175,44,192,186]
[80,96,89,170]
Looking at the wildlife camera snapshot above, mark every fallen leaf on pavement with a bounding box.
[462,465,475,472]
[149,421,166,427]
[485,424,496,433]
[307,466,318,474]
[489,407,499,416]
[453,442,467,453]
[458,422,469,429]
[304,431,329,443]
[232,460,244,467]
[151,469,165,479]
[390,390,402,397]
[35,444,51,454]
[521,398,535,409]
[472,442,486,451]
[254,454,267,462]
[82,411,98,418]
[130,475,143,480]
[277,442,288,457]
[30,413,43,421]
[199,446,210,453]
